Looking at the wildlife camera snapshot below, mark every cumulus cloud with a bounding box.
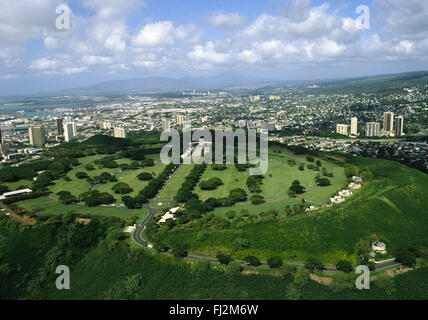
[0,0,428,78]
[207,12,246,30]
[132,21,201,47]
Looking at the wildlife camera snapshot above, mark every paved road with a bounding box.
[131,156,402,271]
[131,203,401,271]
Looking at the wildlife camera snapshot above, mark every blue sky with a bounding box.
[0,0,427,96]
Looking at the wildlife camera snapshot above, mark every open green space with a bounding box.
[155,163,195,200]
[94,164,166,203]
[49,154,164,200]
[2,179,33,191]
[194,165,248,201]
[157,156,428,264]
[14,196,146,220]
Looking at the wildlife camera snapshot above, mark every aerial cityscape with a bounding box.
[0,0,427,310]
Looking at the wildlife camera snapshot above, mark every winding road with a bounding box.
[131,152,402,271]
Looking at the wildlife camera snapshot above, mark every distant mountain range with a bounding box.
[57,70,428,96]
[2,71,428,100]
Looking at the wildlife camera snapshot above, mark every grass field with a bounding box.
[155,163,195,200]
[94,164,166,202]
[159,156,428,264]
[49,154,164,200]
[2,179,33,191]
[15,196,147,220]
[207,148,347,216]
[194,165,249,201]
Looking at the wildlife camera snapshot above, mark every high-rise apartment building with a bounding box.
[56,118,64,136]
[336,124,348,135]
[161,119,170,131]
[394,116,404,137]
[100,122,112,130]
[366,122,380,137]
[176,115,184,126]
[383,112,394,136]
[63,123,75,142]
[350,117,358,136]
[28,125,46,147]
[113,127,127,139]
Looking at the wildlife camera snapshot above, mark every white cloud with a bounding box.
[30,57,58,70]
[207,12,246,30]
[132,21,201,48]
[82,55,113,65]
[1,0,428,78]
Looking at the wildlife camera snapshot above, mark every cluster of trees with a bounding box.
[122,164,175,209]
[112,182,133,195]
[211,164,227,171]
[250,194,265,204]
[316,177,331,186]
[199,177,223,190]
[96,157,119,169]
[57,191,78,204]
[284,203,308,216]
[175,164,207,203]
[92,172,117,185]
[121,149,146,161]
[140,163,175,199]
[321,167,334,178]
[0,159,70,185]
[345,166,357,178]
[78,190,115,207]
[288,180,306,196]
[137,172,154,181]
[246,175,264,193]
[236,163,250,171]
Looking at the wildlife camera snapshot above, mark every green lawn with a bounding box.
[159,156,428,264]
[155,163,195,200]
[260,157,317,200]
[194,165,249,201]
[2,179,33,191]
[94,164,166,203]
[49,154,164,199]
[15,196,146,220]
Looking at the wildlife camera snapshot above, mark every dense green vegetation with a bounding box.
[152,156,428,265]
[1,211,427,300]
[1,133,427,300]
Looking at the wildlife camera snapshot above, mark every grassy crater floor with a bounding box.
[157,156,428,265]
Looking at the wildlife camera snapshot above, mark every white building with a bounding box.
[113,127,127,139]
[100,122,112,130]
[330,196,345,204]
[176,115,184,125]
[395,116,404,137]
[0,188,32,200]
[383,112,394,136]
[372,242,387,253]
[63,123,75,142]
[366,122,380,137]
[350,117,358,136]
[339,190,353,197]
[348,182,361,190]
[336,124,349,135]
